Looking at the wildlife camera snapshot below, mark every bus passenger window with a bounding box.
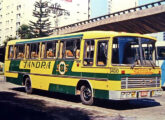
[46,42,55,58]
[97,41,108,66]
[30,43,39,59]
[84,40,95,66]
[16,45,25,59]
[65,40,74,58]
[8,46,14,59]
[157,47,165,60]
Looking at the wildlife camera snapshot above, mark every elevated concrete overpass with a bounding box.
[54,0,165,35]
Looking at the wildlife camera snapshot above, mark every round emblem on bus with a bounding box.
[59,61,66,75]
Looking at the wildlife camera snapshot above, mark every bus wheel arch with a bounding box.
[23,75,33,94]
[23,75,30,85]
[76,80,94,105]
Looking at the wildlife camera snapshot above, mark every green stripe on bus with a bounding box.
[49,83,75,95]
[6,74,23,85]
[94,89,109,99]
[9,60,160,82]
[9,60,30,72]
[16,34,83,44]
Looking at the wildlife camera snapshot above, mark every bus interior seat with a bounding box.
[66,50,73,58]
[47,51,54,57]
[17,52,24,58]
[98,61,104,65]
[31,52,38,58]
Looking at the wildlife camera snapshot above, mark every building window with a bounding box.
[17,5,21,10]
[16,13,21,19]
[16,22,20,29]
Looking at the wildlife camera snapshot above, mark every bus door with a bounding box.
[95,39,110,78]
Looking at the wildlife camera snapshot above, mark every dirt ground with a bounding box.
[0,75,165,120]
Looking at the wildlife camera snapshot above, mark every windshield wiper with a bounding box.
[149,55,155,69]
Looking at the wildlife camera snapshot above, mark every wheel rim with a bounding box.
[83,87,92,101]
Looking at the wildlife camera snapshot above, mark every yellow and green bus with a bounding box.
[5,31,162,105]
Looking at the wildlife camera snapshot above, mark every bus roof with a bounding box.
[7,31,156,45]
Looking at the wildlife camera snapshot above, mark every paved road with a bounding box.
[0,75,165,120]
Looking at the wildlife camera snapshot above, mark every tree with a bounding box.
[48,3,70,28]
[17,24,33,39]
[30,0,52,38]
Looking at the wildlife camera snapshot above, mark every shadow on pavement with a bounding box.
[0,91,90,120]
[12,87,81,103]
[11,87,161,111]
[94,98,161,110]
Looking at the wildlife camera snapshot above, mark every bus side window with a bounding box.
[46,41,58,59]
[83,40,95,66]
[30,43,39,59]
[157,47,165,60]
[97,41,108,66]
[65,40,74,58]
[8,45,14,59]
[16,44,25,59]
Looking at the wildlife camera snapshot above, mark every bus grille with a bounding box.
[121,77,160,89]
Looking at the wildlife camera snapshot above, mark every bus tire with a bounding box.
[25,77,33,94]
[80,85,93,105]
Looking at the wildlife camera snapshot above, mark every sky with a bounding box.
[90,0,164,41]
[138,0,159,5]
[90,0,108,18]
[90,0,160,18]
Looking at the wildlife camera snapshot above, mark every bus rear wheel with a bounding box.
[80,85,93,105]
[25,77,32,94]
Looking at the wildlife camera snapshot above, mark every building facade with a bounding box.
[0,0,88,46]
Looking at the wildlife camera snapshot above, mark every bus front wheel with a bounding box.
[80,85,93,105]
[25,77,33,94]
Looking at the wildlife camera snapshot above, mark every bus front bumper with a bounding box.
[109,89,162,100]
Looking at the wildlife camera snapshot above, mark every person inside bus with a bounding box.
[47,48,54,58]
[123,43,135,64]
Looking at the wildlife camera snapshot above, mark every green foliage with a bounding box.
[17,24,33,39]
[29,0,52,38]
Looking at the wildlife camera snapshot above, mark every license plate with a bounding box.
[141,91,148,97]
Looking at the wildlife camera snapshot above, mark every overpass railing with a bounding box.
[55,0,165,32]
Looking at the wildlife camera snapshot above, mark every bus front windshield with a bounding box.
[112,36,156,67]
